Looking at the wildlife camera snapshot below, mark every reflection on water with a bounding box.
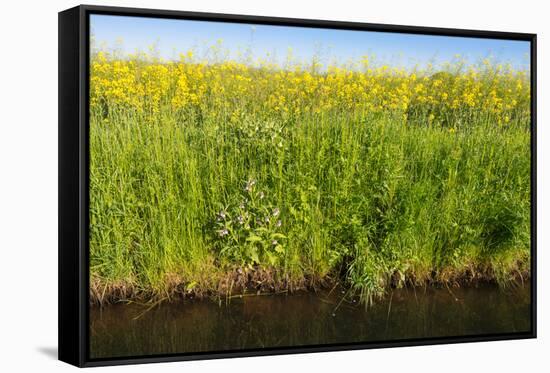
[90,284,531,359]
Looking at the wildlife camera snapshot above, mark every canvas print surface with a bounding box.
[88,14,532,359]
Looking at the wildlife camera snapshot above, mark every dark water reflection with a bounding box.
[90,284,531,359]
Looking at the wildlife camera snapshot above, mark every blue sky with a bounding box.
[91,14,530,70]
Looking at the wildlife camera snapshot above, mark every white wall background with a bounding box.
[0,0,547,370]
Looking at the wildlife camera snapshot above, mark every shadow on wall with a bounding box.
[37,346,57,360]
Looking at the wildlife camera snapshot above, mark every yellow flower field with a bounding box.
[91,51,529,127]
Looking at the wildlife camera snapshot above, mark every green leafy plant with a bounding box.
[211,179,287,267]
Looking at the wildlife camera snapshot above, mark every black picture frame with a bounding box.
[59,4,537,367]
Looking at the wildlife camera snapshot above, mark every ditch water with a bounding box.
[90,284,531,359]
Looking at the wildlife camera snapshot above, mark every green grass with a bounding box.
[89,109,530,305]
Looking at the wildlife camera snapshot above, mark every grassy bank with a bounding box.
[89,52,531,305]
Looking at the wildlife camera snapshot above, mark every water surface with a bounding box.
[90,284,531,359]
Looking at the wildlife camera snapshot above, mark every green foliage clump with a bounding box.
[211,179,286,267]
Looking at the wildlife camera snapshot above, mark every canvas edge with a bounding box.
[59,5,85,368]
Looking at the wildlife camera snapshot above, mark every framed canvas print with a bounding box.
[58,5,537,367]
